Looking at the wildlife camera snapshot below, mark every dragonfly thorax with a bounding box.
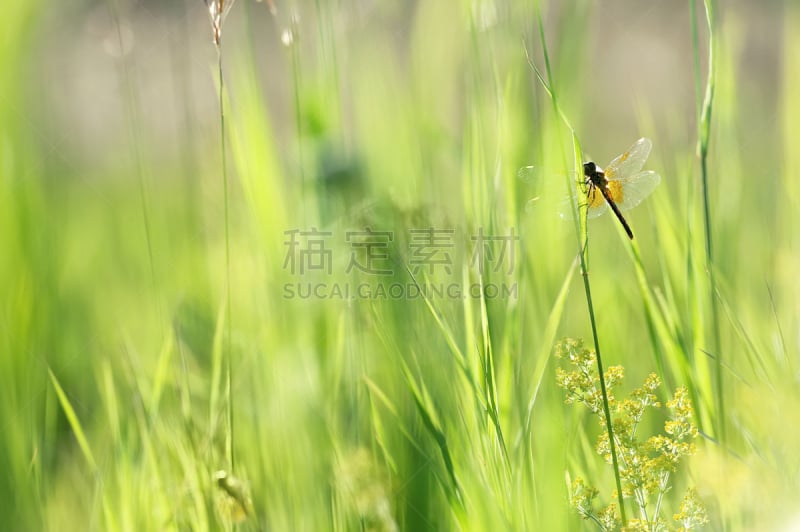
[583,161,607,188]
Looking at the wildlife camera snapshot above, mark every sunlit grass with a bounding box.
[0,0,798,530]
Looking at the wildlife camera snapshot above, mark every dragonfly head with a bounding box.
[583,161,599,176]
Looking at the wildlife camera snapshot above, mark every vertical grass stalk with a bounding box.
[217,41,235,474]
[527,6,628,524]
[108,1,158,305]
[287,17,306,223]
[691,0,724,443]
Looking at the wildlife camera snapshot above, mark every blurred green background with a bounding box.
[1,0,799,529]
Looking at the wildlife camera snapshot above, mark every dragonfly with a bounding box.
[519,138,660,240]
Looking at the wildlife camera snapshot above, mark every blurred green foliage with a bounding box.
[1,0,799,530]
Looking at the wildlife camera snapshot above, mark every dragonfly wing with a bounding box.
[612,171,661,212]
[524,196,542,214]
[517,165,541,183]
[604,138,652,181]
[556,194,608,220]
[519,164,583,218]
[519,163,618,221]
[517,164,577,183]
[557,195,577,220]
[586,199,609,219]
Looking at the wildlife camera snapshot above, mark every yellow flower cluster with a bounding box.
[555,338,708,531]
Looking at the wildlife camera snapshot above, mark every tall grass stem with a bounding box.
[692,0,724,443]
[527,6,628,523]
[217,43,235,474]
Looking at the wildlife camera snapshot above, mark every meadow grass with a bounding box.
[1,0,799,530]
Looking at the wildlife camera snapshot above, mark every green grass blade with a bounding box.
[48,368,97,472]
